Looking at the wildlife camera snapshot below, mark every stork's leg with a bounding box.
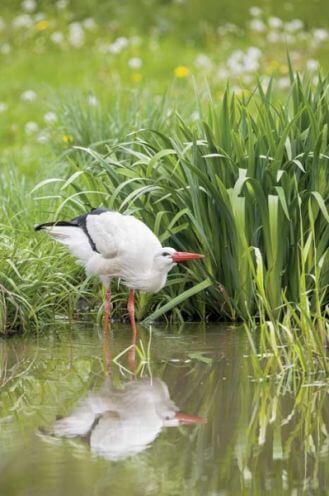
[103,287,112,372]
[127,289,138,369]
[103,287,111,332]
[127,289,138,338]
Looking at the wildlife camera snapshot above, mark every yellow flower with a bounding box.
[36,20,49,31]
[279,64,288,75]
[174,65,189,78]
[268,60,281,70]
[63,134,73,144]
[131,72,142,83]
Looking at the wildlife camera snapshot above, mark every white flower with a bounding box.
[313,28,329,43]
[25,121,39,134]
[191,111,200,121]
[109,37,128,54]
[82,18,96,30]
[87,95,98,106]
[231,84,241,93]
[285,19,303,32]
[267,31,281,43]
[37,131,49,143]
[56,0,68,9]
[277,77,290,89]
[249,6,262,17]
[194,54,212,69]
[44,111,57,124]
[217,67,230,80]
[306,59,319,71]
[21,90,37,102]
[217,23,239,35]
[34,13,45,21]
[0,43,11,55]
[108,44,121,54]
[226,47,261,76]
[268,17,283,29]
[128,57,142,69]
[244,59,259,72]
[12,14,33,28]
[21,0,36,12]
[0,102,7,112]
[260,76,270,91]
[68,22,85,48]
[0,17,6,31]
[227,52,245,75]
[50,31,64,44]
[249,19,266,32]
[243,467,252,482]
[247,46,262,59]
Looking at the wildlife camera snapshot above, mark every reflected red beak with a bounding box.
[171,252,204,263]
[175,412,207,425]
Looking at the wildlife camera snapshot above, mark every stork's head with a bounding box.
[154,247,204,273]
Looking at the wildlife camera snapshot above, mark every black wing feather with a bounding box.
[35,208,110,253]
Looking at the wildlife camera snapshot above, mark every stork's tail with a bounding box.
[35,221,77,231]
[34,220,93,262]
[35,221,81,242]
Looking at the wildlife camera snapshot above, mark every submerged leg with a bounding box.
[127,288,138,369]
[127,288,138,339]
[103,287,111,332]
[103,287,112,372]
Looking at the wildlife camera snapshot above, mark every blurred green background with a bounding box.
[0,0,328,161]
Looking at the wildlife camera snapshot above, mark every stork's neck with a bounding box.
[143,268,169,293]
[124,265,169,293]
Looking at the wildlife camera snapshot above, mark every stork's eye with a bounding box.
[162,252,171,257]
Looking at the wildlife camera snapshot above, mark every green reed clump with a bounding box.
[33,71,328,328]
[0,171,96,334]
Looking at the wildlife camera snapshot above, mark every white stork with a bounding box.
[52,376,206,461]
[35,208,203,335]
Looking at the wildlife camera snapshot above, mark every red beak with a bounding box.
[171,252,204,263]
[175,412,207,425]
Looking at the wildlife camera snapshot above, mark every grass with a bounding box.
[0,72,328,383]
[31,71,329,326]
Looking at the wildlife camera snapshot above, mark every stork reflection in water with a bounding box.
[50,331,206,461]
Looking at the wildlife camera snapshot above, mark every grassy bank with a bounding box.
[0,1,328,375]
[1,72,327,345]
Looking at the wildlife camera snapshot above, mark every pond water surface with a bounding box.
[0,324,328,495]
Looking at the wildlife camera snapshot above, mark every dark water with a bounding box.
[0,324,328,495]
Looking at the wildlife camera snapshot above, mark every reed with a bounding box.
[32,71,328,327]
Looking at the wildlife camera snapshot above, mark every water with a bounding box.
[1,323,328,495]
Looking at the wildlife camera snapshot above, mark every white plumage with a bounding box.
[52,377,205,461]
[35,208,203,333]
